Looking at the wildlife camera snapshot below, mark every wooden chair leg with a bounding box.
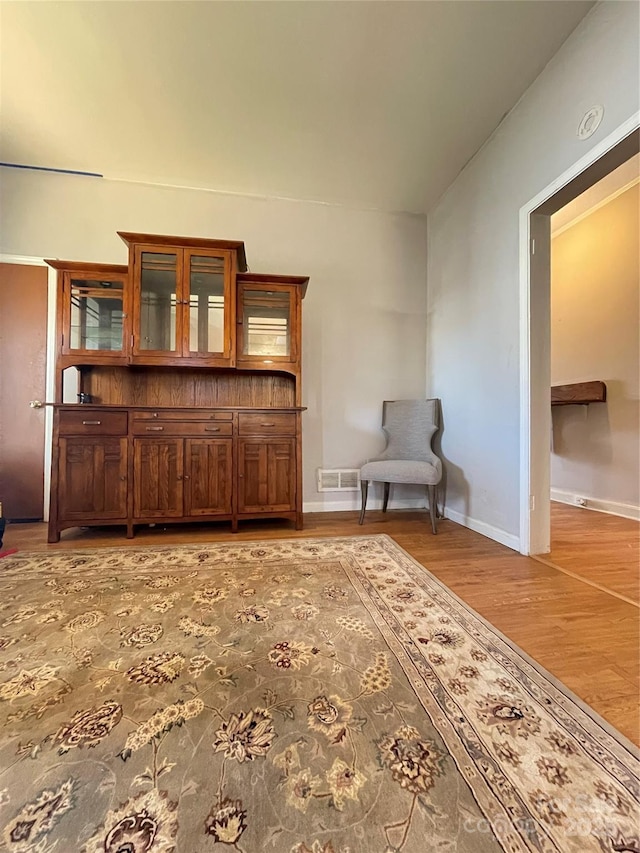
[382,482,390,513]
[359,480,369,525]
[427,484,438,534]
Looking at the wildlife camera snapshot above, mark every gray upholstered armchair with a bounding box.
[359,399,443,533]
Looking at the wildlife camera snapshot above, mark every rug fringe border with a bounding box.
[379,534,640,760]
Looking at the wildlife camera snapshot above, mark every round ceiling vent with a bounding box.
[577,105,604,140]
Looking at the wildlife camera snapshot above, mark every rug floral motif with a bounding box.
[0,535,637,852]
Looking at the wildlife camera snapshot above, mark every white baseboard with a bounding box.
[303,498,426,513]
[442,506,520,552]
[302,497,521,551]
[550,489,640,521]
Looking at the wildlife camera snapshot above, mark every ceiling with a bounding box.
[1,1,594,215]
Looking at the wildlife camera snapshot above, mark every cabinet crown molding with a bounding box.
[117,232,248,272]
[44,260,128,274]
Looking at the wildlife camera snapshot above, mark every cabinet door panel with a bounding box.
[133,248,183,357]
[133,438,183,517]
[185,250,232,359]
[62,273,126,355]
[59,437,127,519]
[238,438,295,513]
[237,283,297,362]
[57,266,129,360]
[185,439,232,516]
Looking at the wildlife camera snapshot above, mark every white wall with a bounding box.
[426,1,639,548]
[550,184,639,517]
[0,169,428,509]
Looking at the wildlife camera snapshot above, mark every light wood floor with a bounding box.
[540,501,640,604]
[3,509,639,745]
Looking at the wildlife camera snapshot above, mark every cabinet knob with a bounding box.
[205,427,220,432]
[184,474,190,480]
[120,476,126,482]
[260,422,275,427]
[82,420,101,426]
[146,426,164,431]
[177,475,183,481]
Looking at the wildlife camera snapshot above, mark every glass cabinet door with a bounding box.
[186,251,230,357]
[239,285,295,360]
[136,250,181,354]
[67,276,125,353]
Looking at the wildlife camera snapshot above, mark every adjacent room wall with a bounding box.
[550,183,639,518]
[0,169,428,509]
[426,1,639,548]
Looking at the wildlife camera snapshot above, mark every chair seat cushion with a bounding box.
[360,459,441,485]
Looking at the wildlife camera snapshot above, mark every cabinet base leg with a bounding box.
[47,524,60,544]
[295,512,303,531]
[126,523,135,539]
[231,518,238,534]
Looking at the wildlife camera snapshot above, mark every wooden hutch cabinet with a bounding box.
[46,233,308,542]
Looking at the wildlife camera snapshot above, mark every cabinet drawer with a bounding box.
[132,421,234,437]
[133,410,233,421]
[238,412,296,436]
[58,410,128,436]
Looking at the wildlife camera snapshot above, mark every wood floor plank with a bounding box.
[545,501,639,602]
[3,508,638,744]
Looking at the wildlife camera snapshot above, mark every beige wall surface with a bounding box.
[427,1,639,546]
[0,169,428,510]
[551,184,639,512]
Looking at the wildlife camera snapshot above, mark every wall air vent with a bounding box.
[317,469,361,492]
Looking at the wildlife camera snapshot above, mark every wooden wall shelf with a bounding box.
[551,381,607,406]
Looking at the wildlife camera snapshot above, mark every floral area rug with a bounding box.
[0,535,637,853]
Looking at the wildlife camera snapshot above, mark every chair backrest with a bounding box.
[380,399,440,461]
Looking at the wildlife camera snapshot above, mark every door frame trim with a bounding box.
[518,111,640,555]
[0,254,56,522]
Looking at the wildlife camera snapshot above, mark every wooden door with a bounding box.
[133,438,183,517]
[184,439,232,515]
[0,263,48,520]
[58,437,127,519]
[238,438,296,513]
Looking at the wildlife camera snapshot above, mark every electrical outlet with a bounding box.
[575,497,587,507]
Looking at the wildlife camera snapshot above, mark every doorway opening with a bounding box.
[544,155,639,604]
[519,119,639,559]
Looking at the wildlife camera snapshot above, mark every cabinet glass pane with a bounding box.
[189,255,225,353]
[140,252,177,351]
[70,279,124,351]
[242,290,291,357]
